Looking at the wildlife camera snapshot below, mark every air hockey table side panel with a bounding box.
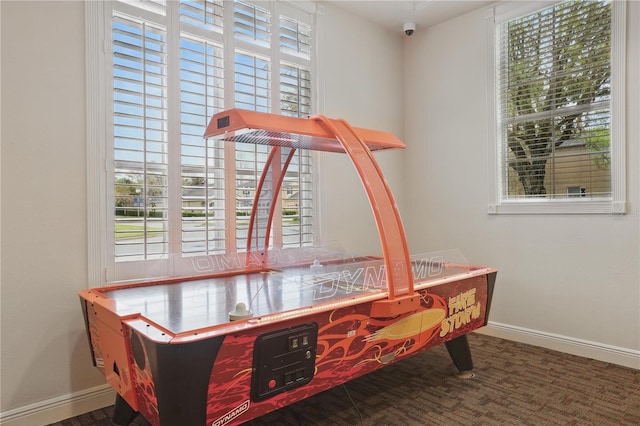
[107,270,496,426]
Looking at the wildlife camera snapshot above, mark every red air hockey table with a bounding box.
[79,109,497,426]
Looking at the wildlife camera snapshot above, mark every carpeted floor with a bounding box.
[48,333,640,426]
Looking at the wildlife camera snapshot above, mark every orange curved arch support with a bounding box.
[245,146,296,266]
[310,116,418,317]
[205,109,419,317]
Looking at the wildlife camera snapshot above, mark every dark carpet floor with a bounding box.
[48,333,640,426]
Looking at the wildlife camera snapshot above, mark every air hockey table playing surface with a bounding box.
[98,252,488,334]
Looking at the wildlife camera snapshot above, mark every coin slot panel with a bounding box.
[251,323,318,402]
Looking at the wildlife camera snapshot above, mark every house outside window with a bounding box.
[87,0,316,284]
[488,0,626,214]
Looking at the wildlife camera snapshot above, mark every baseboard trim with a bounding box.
[2,324,638,425]
[0,384,115,426]
[476,321,640,370]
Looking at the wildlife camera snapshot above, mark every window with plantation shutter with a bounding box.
[277,12,313,247]
[280,16,311,58]
[112,14,169,261]
[234,0,270,46]
[280,63,311,115]
[488,0,626,214]
[86,0,316,283]
[233,51,271,251]
[280,63,313,247]
[179,36,226,256]
[234,51,270,112]
[180,0,224,32]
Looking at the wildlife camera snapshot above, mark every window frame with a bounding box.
[86,0,317,286]
[486,0,627,215]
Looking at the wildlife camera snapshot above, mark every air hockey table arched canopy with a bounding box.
[79,109,497,426]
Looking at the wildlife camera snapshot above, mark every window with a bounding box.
[87,1,315,284]
[488,0,626,214]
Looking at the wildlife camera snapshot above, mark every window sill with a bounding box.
[488,200,627,215]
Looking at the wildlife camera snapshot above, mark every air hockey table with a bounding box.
[79,109,497,426]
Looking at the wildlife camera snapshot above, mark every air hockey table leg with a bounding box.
[112,394,137,426]
[444,334,473,372]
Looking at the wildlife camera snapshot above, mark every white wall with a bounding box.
[1,0,108,418]
[403,3,640,363]
[0,0,405,423]
[316,3,405,255]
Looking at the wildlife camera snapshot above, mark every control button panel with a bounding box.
[251,322,318,402]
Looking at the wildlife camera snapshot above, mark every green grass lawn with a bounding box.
[115,223,163,239]
[115,216,298,239]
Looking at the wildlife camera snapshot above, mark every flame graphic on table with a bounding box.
[363,309,446,342]
[315,293,448,370]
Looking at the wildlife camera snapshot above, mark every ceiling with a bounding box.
[324,0,494,35]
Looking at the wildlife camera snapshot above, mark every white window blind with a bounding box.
[280,63,313,247]
[112,14,169,261]
[234,1,271,47]
[490,0,626,214]
[233,51,271,251]
[234,51,270,112]
[279,16,311,58]
[87,0,315,283]
[280,63,311,116]
[180,0,224,32]
[179,36,226,256]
